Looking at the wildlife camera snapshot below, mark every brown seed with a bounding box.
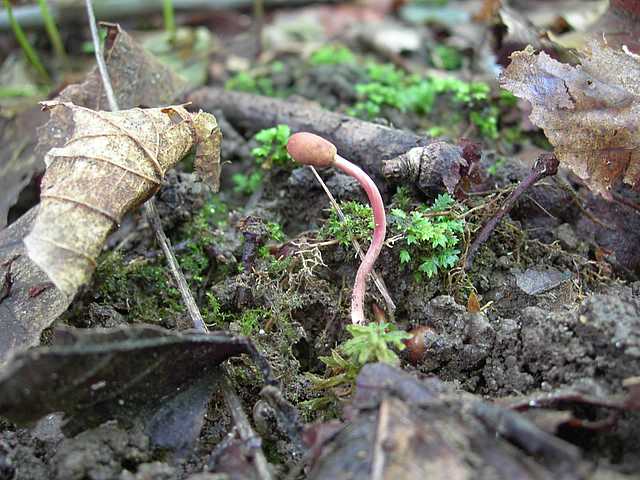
[287,132,337,168]
[467,291,481,313]
[404,325,434,365]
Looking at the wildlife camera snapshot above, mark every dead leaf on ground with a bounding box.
[56,23,187,113]
[0,23,213,365]
[0,207,70,366]
[0,106,48,228]
[586,0,640,53]
[0,325,268,450]
[26,101,221,298]
[500,40,640,198]
[306,363,590,480]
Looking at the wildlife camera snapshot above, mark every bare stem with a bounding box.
[84,0,207,332]
[464,153,559,271]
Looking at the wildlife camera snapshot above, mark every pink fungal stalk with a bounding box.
[287,132,386,325]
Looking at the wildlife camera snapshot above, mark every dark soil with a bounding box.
[1,5,639,479]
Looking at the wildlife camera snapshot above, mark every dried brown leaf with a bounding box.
[25,102,221,297]
[0,207,70,366]
[0,107,48,228]
[60,23,187,111]
[308,363,589,480]
[500,41,640,197]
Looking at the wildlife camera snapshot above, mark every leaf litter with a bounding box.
[500,40,640,197]
[27,101,221,298]
[0,324,271,451]
[2,2,640,478]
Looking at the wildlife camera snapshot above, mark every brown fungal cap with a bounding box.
[287,132,337,168]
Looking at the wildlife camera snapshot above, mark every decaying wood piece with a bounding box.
[25,101,221,297]
[306,363,591,480]
[187,87,430,182]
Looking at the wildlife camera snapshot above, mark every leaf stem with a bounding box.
[464,153,559,271]
[3,0,49,80]
[36,0,66,60]
[84,0,207,333]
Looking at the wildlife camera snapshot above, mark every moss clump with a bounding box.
[320,201,374,247]
[95,251,184,325]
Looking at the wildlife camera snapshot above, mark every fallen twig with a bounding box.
[187,87,430,182]
[221,370,274,480]
[0,0,338,30]
[86,0,207,332]
[464,153,559,271]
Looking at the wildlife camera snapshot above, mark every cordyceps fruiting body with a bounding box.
[287,132,386,325]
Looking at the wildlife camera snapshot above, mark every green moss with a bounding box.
[431,44,463,70]
[321,201,374,247]
[232,171,263,195]
[310,44,356,65]
[225,62,286,97]
[390,193,465,280]
[251,124,293,170]
[95,251,184,324]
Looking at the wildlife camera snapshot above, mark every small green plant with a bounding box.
[310,44,356,65]
[391,193,464,279]
[4,0,49,80]
[258,221,286,258]
[162,0,176,40]
[348,60,494,126]
[202,292,231,328]
[238,308,268,336]
[342,322,412,366]
[321,201,374,247]
[177,197,228,284]
[225,62,284,96]
[36,0,66,60]
[225,71,275,96]
[232,171,263,195]
[251,124,293,169]
[305,322,411,407]
[95,251,184,323]
[431,44,462,70]
[470,106,499,139]
[266,221,285,242]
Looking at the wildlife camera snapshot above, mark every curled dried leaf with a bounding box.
[500,41,640,197]
[25,101,221,297]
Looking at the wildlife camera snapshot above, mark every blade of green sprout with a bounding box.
[2,0,49,81]
[36,0,66,60]
[163,0,176,40]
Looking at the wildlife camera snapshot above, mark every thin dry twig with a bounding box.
[464,153,559,271]
[85,0,206,332]
[85,4,275,475]
[221,369,274,480]
[85,0,117,112]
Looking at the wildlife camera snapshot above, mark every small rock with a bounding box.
[514,267,571,295]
